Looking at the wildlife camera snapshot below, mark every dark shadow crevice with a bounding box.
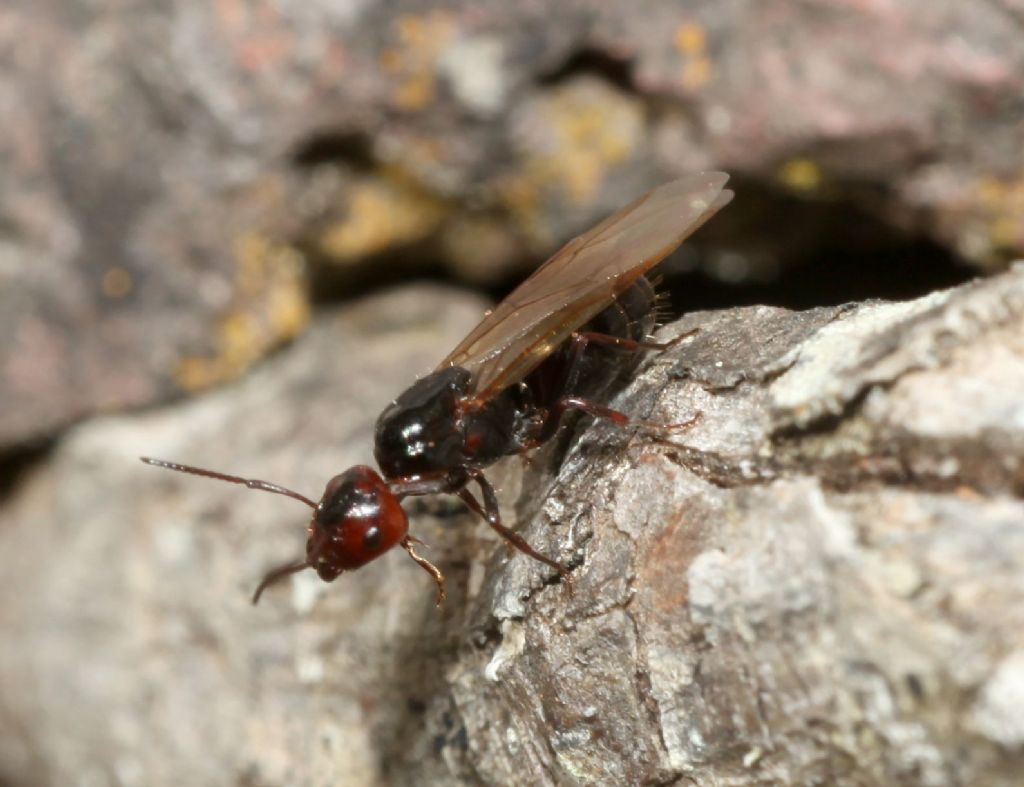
[291,130,376,171]
[537,46,636,91]
[0,439,55,506]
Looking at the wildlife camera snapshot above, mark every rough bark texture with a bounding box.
[2,267,1024,786]
[3,0,1019,447]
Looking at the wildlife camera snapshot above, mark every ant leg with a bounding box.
[401,536,446,606]
[573,326,699,354]
[542,397,703,435]
[540,325,700,435]
[388,473,465,500]
[456,476,570,580]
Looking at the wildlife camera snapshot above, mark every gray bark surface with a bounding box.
[2,268,1024,786]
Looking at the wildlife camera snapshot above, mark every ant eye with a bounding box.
[363,526,382,551]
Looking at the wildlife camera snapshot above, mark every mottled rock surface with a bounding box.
[3,0,1018,447]
[2,267,1023,786]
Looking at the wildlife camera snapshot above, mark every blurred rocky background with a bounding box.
[2,1,1024,785]
[6,0,1024,450]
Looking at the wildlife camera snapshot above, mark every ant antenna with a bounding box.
[251,559,311,604]
[140,457,318,509]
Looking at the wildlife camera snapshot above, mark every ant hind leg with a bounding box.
[541,397,703,436]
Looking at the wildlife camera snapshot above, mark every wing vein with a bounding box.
[438,173,733,396]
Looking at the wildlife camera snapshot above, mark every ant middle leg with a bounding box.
[539,396,703,436]
[554,326,700,412]
[571,325,699,355]
[456,473,570,580]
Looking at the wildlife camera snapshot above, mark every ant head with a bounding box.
[140,457,409,603]
[308,465,409,580]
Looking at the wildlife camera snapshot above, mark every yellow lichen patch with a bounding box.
[971,174,1024,261]
[975,175,1007,208]
[379,48,403,73]
[381,11,456,111]
[101,266,133,299]
[494,173,544,234]
[674,21,713,90]
[174,356,217,392]
[268,276,311,341]
[441,214,522,284]
[316,172,447,262]
[217,310,264,371]
[778,158,823,192]
[498,79,643,243]
[675,23,707,55]
[395,73,436,112]
[173,233,310,393]
[682,58,712,91]
[989,214,1020,248]
[546,95,638,204]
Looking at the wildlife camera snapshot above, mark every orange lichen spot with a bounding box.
[317,173,446,262]
[395,11,454,48]
[173,232,311,393]
[101,266,133,299]
[218,310,262,367]
[969,173,1024,261]
[234,235,269,297]
[545,81,641,204]
[682,57,713,90]
[778,158,823,192]
[674,23,707,56]
[975,176,1007,208]
[268,278,311,341]
[395,76,437,111]
[174,356,216,392]
[380,48,403,73]
[494,81,645,246]
[385,12,456,111]
[441,214,521,283]
[505,80,642,237]
[989,214,1021,248]
[495,174,544,237]
[394,15,421,42]
[674,21,713,90]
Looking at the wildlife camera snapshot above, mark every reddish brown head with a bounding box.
[139,457,409,604]
[308,465,409,579]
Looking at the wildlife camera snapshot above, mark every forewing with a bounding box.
[439,172,733,397]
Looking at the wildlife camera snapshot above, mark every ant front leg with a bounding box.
[387,474,465,606]
[401,536,446,606]
[457,473,570,581]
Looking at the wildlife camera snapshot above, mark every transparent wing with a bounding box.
[439,172,733,397]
